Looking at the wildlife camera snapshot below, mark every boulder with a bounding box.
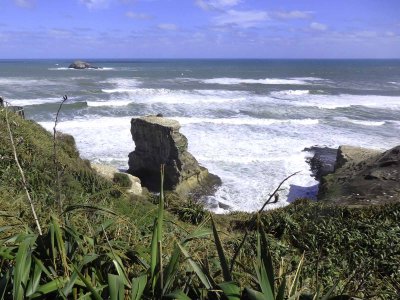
[319,145,400,205]
[128,115,221,197]
[68,60,99,69]
[91,163,143,196]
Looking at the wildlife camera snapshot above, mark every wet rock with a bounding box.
[304,146,338,181]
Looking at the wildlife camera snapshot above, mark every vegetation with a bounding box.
[0,107,399,299]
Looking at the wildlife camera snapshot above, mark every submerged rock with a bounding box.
[68,60,99,69]
[128,115,221,197]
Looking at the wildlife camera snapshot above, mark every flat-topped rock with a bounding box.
[128,115,221,197]
[319,145,400,205]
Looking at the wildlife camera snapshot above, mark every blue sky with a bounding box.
[1,0,400,58]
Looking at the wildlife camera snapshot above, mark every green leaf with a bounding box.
[30,278,66,299]
[51,216,68,273]
[259,227,275,297]
[108,274,125,300]
[218,281,241,300]
[13,234,36,300]
[244,287,268,300]
[211,215,232,282]
[131,275,147,300]
[177,243,212,289]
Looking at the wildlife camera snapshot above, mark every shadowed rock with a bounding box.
[128,115,221,197]
[319,145,400,205]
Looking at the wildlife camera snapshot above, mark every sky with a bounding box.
[0,0,400,58]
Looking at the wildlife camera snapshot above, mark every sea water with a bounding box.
[1,59,399,212]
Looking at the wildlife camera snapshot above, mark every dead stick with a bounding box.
[4,102,43,235]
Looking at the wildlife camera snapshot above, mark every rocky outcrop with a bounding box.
[92,163,143,196]
[128,115,221,197]
[304,146,338,181]
[319,145,400,205]
[68,60,99,69]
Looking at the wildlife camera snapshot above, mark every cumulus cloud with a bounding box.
[273,10,313,20]
[14,0,35,9]
[157,23,178,31]
[196,0,240,11]
[214,9,269,28]
[310,22,327,31]
[80,0,110,10]
[125,11,151,20]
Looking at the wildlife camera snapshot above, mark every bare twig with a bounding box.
[53,95,68,214]
[4,101,43,235]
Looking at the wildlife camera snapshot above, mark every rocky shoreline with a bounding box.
[305,145,400,206]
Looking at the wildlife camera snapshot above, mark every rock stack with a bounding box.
[128,115,221,196]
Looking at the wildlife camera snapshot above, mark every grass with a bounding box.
[0,108,399,299]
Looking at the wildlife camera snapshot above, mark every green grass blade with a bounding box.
[72,264,103,300]
[0,269,11,300]
[51,216,69,274]
[162,243,181,295]
[108,274,125,300]
[25,261,42,297]
[276,277,286,300]
[218,281,241,300]
[131,274,147,300]
[211,215,232,282]
[177,243,212,289]
[288,253,304,297]
[149,218,159,287]
[164,290,192,300]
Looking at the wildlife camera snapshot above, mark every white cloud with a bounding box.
[157,23,178,31]
[310,22,327,31]
[14,0,34,8]
[274,10,313,20]
[80,0,110,10]
[196,0,240,11]
[125,11,151,20]
[214,9,269,28]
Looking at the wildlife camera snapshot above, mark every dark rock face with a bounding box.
[68,60,99,69]
[304,146,338,181]
[319,145,400,205]
[128,116,221,196]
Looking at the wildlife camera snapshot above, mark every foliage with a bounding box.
[0,108,399,299]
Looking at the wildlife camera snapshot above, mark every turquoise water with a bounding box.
[1,59,400,212]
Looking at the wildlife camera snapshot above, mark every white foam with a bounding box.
[0,78,56,86]
[334,117,385,127]
[49,67,116,71]
[200,77,309,85]
[175,117,319,126]
[270,93,400,110]
[271,90,310,97]
[103,88,247,104]
[7,97,62,106]
[87,100,133,107]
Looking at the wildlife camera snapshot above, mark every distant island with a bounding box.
[68,60,100,69]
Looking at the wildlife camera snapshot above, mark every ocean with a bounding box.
[1,59,399,212]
